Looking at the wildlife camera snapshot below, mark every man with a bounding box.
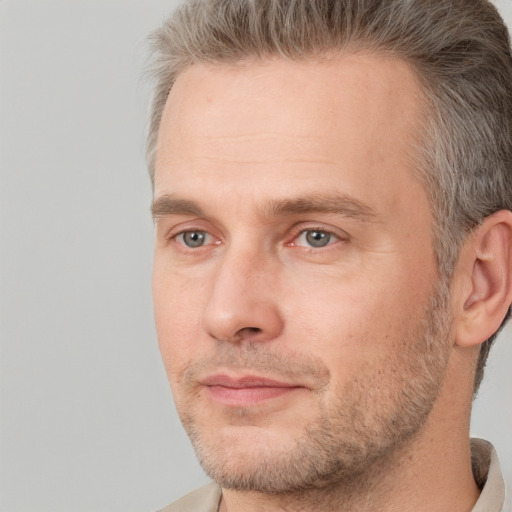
[147,0,512,510]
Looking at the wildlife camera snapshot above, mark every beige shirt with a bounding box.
[158,439,506,512]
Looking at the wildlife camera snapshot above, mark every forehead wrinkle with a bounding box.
[189,133,329,142]
[179,132,338,166]
[191,156,337,166]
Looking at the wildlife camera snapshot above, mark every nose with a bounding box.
[202,247,284,344]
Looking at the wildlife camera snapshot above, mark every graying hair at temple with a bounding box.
[145,0,512,392]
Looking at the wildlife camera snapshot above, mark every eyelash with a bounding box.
[170,226,344,251]
[289,227,340,248]
[173,230,217,249]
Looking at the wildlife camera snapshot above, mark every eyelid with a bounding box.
[162,218,212,239]
[173,229,219,245]
[168,222,227,254]
[287,225,349,248]
[161,220,348,250]
[176,230,208,245]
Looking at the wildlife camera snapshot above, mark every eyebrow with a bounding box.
[151,193,378,222]
[151,195,205,219]
[265,194,378,221]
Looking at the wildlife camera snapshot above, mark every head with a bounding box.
[147,0,512,497]
[147,0,512,392]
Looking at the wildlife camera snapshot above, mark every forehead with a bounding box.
[160,54,422,132]
[154,54,425,213]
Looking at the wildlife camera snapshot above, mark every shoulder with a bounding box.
[157,483,222,512]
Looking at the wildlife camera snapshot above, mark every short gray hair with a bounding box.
[146,0,512,392]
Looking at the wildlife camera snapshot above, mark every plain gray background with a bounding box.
[0,1,511,510]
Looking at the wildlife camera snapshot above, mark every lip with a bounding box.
[200,374,305,406]
[201,374,300,388]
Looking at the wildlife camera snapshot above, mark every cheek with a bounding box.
[287,285,382,368]
[152,262,208,377]
[282,266,433,370]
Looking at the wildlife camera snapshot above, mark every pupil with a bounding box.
[306,230,330,247]
[184,231,205,247]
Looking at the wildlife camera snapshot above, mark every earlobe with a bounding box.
[454,210,512,348]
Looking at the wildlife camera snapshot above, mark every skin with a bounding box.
[151,55,509,511]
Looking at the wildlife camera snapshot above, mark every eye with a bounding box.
[295,229,339,248]
[176,230,210,248]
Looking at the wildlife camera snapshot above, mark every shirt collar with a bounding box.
[470,438,505,512]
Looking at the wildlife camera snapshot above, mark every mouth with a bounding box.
[200,374,306,406]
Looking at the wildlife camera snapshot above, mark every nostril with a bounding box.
[235,326,263,339]
[245,327,262,334]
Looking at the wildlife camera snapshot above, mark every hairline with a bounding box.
[149,47,439,250]
[145,0,512,393]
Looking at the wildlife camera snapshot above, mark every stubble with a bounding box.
[173,279,453,503]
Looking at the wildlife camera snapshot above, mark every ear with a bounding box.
[453,210,512,348]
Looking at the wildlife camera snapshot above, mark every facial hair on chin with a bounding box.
[174,280,453,498]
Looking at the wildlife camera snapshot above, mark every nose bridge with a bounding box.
[202,238,283,343]
[221,239,261,287]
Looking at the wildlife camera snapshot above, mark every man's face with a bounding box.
[152,55,452,492]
